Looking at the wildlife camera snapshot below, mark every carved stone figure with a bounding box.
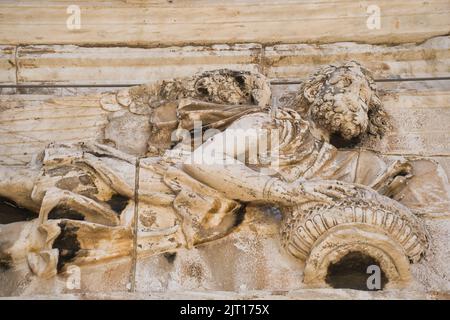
[99,69,271,155]
[180,61,429,287]
[0,62,432,289]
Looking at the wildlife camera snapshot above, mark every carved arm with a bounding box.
[182,116,356,206]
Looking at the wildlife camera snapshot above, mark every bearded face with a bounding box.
[304,62,376,140]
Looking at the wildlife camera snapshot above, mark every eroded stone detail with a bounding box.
[0,62,441,294]
[279,61,389,143]
[281,195,429,288]
[100,69,271,155]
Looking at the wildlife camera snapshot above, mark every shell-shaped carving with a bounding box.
[116,89,132,107]
[100,92,123,112]
[128,102,152,115]
[280,198,429,264]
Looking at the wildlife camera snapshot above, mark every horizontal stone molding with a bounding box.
[0,36,448,87]
[0,0,448,46]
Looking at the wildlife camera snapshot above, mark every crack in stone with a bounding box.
[129,156,141,292]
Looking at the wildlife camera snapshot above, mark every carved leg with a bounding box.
[38,187,120,226]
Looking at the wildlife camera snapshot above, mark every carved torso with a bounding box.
[232,109,379,186]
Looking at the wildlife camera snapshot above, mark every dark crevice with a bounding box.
[0,197,36,224]
[48,205,85,221]
[329,133,362,149]
[233,203,247,228]
[52,221,81,272]
[106,194,130,215]
[325,251,388,291]
[163,252,177,264]
[0,252,13,271]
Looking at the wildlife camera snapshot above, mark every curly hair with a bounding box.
[158,69,271,107]
[280,61,390,140]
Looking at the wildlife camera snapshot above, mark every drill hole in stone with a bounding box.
[325,251,388,291]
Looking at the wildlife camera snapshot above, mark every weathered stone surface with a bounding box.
[0,46,15,86]
[266,36,450,81]
[411,218,450,293]
[0,254,133,297]
[0,95,108,165]
[0,0,448,46]
[3,288,447,300]
[0,61,449,299]
[2,80,450,166]
[0,36,447,89]
[15,44,262,86]
[1,0,449,301]
[273,80,450,156]
[134,206,304,292]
